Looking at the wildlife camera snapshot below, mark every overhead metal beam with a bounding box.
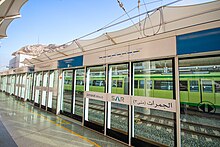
[56,49,68,56]
[0,0,15,23]
[105,33,117,45]
[43,53,52,60]
[74,40,84,52]
[0,14,21,20]
[25,58,33,64]
[32,58,43,62]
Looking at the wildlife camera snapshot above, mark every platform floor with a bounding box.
[0,92,128,147]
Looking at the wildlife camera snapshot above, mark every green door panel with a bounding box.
[215,93,220,105]
[180,91,188,103]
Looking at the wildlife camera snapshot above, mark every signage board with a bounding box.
[35,61,57,72]
[58,55,83,69]
[107,93,130,105]
[84,91,107,101]
[177,27,220,55]
[131,96,176,112]
[84,92,177,112]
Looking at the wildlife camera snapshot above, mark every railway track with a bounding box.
[74,99,220,140]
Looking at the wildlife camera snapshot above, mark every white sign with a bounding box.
[84,91,107,101]
[35,61,57,72]
[107,93,130,105]
[131,96,176,112]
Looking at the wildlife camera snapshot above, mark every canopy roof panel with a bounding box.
[23,1,220,66]
[0,0,28,39]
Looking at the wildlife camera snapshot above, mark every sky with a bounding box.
[0,0,214,70]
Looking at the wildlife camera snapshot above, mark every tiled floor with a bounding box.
[0,92,128,147]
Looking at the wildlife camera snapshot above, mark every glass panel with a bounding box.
[88,66,105,92]
[215,81,220,93]
[179,56,220,147]
[146,80,152,89]
[74,69,84,117]
[139,80,145,89]
[109,63,129,133]
[62,70,73,113]
[11,75,15,95]
[15,75,19,96]
[190,81,199,92]
[42,72,48,106]
[154,80,173,90]
[180,81,188,91]
[133,59,175,146]
[35,72,42,104]
[134,80,138,88]
[110,64,128,95]
[87,66,105,125]
[32,73,37,101]
[19,74,24,97]
[88,99,105,125]
[26,74,33,100]
[202,80,212,93]
[52,70,58,111]
[111,103,128,133]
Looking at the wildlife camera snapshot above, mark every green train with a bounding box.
[64,73,220,107]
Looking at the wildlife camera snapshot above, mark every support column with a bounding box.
[175,56,181,147]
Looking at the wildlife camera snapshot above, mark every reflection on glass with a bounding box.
[26,74,33,100]
[74,69,84,117]
[179,56,220,147]
[133,59,173,98]
[32,73,37,101]
[15,75,20,96]
[109,63,129,133]
[42,72,48,106]
[52,70,58,112]
[38,73,42,104]
[87,66,105,125]
[11,75,15,95]
[133,59,175,146]
[134,108,174,146]
[111,103,128,133]
[109,64,128,95]
[88,66,105,92]
[34,72,42,104]
[62,70,73,113]
[88,99,105,125]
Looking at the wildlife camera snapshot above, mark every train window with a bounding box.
[88,66,106,92]
[93,80,105,86]
[154,80,173,90]
[190,81,199,92]
[215,81,220,93]
[112,80,117,87]
[154,80,161,90]
[134,80,138,88]
[180,81,188,91]
[146,80,152,89]
[117,80,123,88]
[202,80,212,93]
[76,80,84,85]
[139,80,145,89]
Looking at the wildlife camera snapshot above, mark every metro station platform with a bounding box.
[0,92,128,147]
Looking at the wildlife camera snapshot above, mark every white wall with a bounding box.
[9,54,34,69]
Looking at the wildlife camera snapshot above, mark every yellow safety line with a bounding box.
[19,103,101,147]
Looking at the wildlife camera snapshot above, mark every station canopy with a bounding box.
[0,0,28,39]
[22,1,220,65]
